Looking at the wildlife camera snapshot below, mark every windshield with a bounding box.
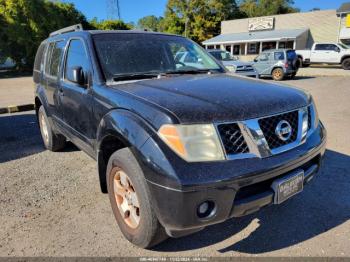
[338,43,349,49]
[210,50,237,61]
[93,33,223,81]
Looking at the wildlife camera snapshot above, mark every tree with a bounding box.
[90,18,132,30]
[137,15,164,31]
[0,0,88,70]
[239,0,299,18]
[162,0,243,42]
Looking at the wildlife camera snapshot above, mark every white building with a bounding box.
[203,3,350,61]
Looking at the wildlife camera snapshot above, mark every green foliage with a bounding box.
[90,18,132,30]
[0,0,88,70]
[162,0,244,42]
[137,15,164,31]
[239,0,299,17]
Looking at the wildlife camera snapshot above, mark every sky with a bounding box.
[67,0,347,24]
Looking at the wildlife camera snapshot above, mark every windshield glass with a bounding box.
[93,33,223,81]
[338,43,349,49]
[210,51,237,61]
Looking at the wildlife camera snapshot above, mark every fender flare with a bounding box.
[96,109,157,192]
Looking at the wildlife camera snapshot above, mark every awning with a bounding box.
[203,28,309,45]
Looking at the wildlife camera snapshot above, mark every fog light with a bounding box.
[197,201,215,219]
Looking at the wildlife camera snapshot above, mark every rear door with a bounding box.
[43,40,66,120]
[59,38,94,147]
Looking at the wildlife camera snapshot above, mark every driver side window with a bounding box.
[257,53,269,62]
[65,39,90,83]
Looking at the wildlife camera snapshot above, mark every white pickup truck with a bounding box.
[296,43,350,70]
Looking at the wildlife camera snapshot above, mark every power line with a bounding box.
[106,0,121,20]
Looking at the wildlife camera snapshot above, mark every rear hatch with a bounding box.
[287,50,298,70]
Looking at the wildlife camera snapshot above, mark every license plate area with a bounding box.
[271,170,304,204]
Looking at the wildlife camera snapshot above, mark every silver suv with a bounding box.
[253,49,299,81]
[208,50,258,78]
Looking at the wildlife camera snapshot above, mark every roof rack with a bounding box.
[49,24,83,37]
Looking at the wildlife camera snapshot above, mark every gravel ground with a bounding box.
[0,76,349,257]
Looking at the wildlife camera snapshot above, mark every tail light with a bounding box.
[285,62,289,68]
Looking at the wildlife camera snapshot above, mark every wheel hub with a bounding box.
[113,169,140,229]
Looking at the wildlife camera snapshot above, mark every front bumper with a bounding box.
[137,122,326,236]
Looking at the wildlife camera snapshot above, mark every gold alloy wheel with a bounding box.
[273,69,282,80]
[40,113,49,145]
[113,169,140,229]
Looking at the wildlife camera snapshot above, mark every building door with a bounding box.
[233,45,240,55]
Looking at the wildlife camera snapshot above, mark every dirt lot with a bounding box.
[0,76,349,257]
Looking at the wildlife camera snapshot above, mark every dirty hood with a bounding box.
[112,73,309,124]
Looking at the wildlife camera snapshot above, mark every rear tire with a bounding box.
[297,58,303,68]
[342,58,350,70]
[272,68,284,81]
[106,148,167,248]
[38,106,66,151]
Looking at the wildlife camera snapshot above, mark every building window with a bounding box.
[207,45,214,49]
[247,42,260,54]
[279,41,294,49]
[262,42,277,51]
[225,45,231,53]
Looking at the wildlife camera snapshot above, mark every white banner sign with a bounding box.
[248,17,274,31]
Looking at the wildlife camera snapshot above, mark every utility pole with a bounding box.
[107,0,121,20]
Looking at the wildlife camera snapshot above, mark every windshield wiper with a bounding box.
[112,73,159,81]
[163,69,216,75]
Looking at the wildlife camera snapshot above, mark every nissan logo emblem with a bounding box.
[275,120,292,141]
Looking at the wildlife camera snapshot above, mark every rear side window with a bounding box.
[64,39,90,81]
[34,42,46,72]
[274,52,285,60]
[45,41,65,78]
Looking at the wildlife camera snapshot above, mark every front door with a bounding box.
[59,38,94,147]
[254,53,272,75]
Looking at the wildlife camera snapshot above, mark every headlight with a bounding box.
[158,124,225,162]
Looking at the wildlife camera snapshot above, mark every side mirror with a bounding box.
[254,58,258,62]
[335,47,341,52]
[67,66,85,86]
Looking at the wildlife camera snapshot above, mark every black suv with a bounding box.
[33,25,327,248]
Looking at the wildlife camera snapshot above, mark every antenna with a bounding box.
[107,0,121,20]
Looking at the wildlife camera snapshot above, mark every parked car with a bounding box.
[253,49,299,81]
[34,25,326,248]
[174,51,206,69]
[296,43,350,70]
[208,49,258,78]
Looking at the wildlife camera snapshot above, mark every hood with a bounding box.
[112,74,309,124]
[222,60,253,67]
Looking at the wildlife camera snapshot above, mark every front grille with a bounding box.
[258,110,299,150]
[217,123,249,155]
[236,65,254,72]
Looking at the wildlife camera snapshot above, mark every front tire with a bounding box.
[342,58,350,70]
[38,106,66,151]
[106,148,167,248]
[272,68,284,81]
